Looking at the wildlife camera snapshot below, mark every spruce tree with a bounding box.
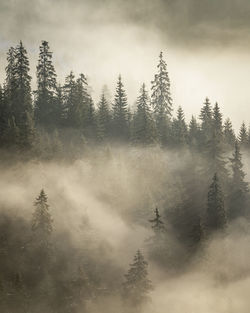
[34,41,57,128]
[132,83,156,145]
[171,106,187,146]
[228,141,249,219]
[112,75,128,141]
[199,97,212,143]
[32,189,53,244]
[206,174,227,232]
[97,92,111,142]
[149,207,165,234]
[13,41,34,148]
[151,52,172,145]
[238,122,248,148]
[223,118,236,148]
[188,115,200,147]
[122,250,153,309]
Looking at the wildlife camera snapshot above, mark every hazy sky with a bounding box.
[1,0,250,130]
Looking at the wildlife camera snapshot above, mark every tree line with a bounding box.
[0,41,250,153]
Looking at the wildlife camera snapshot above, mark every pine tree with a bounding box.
[199,97,212,143]
[151,52,172,145]
[188,115,200,147]
[204,103,228,184]
[206,174,227,232]
[132,83,156,145]
[171,106,187,146]
[122,250,153,309]
[34,41,57,128]
[5,42,34,148]
[97,92,111,142]
[238,122,248,148]
[13,41,34,148]
[223,118,235,148]
[112,75,128,141]
[228,141,249,219]
[32,189,53,243]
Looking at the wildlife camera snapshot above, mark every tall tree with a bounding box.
[97,92,111,142]
[206,174,227,233]
[228,141,249,219]
[188,115,200,147]
[223,118,236,148]
[32,189,53,245]
[34,41,57,128]
[112,75,128,141]
[171,106,187,146]
[12,41,34,148]
[122,250,153,309]
[238,122,248,148]
[151,51,172,145]
[132,83,156,145]
[199,97,212,144]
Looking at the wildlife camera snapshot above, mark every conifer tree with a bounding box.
[151,52,172,145]
[171,106,187,146]
[97,92,111,142]
[206,174,227,232]
[12,41,34,148]
[149,207,165,234]
[223,118,236,148]
[112,75,128,141]
[122,250,153,309]
[132,83,156,145]
[228,141,249,219]
[188,115,200,147]
[32,189,53,244]
[238,122,248,148]
[199,98,212,143]
[34,41,57,128]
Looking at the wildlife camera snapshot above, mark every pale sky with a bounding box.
[1,0,250,131]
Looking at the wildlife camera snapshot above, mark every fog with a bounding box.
[1,146,250,312]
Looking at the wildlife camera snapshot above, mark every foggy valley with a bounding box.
[1,0,250,312]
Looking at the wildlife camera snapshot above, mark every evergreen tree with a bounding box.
[151,52,172,145]
[199,97,212,143]
[206,174,227,232]
[228,141,249,219]
[32,189,53,244]
[223,118,236,148]
[132,83,156,145]
[171,106,187,146]
[122,250,153,309]
[112,75,128,141]
[13,41,34,148]
[34,41,57,128]
[238,122,248,148]
[5,42,34,148]
[188,115,200,147]
[97,92,111,142]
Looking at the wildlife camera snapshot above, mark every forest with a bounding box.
[0,40,250,313]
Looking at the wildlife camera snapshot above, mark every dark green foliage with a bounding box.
[199,97,212,143]
[206,174,227,233]
[122,250,153,309]
[188,115,200,147]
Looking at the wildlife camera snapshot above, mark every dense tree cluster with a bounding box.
[1,41,250,153]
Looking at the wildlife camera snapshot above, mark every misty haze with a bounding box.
[1,1,250,313]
